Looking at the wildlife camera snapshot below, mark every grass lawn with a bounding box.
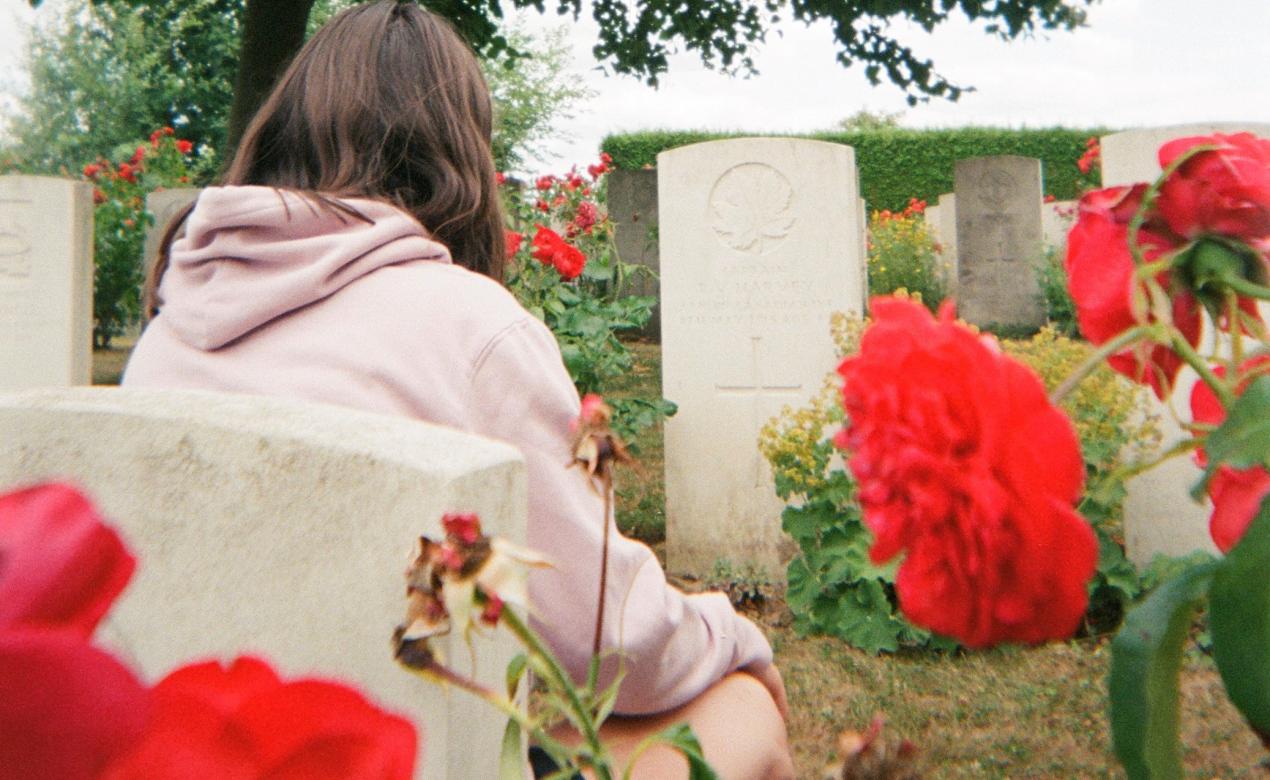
[93,340,1267,777]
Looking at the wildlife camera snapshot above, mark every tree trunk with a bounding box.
[225,0,317,155]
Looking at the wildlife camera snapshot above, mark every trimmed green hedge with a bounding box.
[601,127,1109,212]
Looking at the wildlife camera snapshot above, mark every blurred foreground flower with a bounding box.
[102,656,417,779]
[834,297,1096,648]
[0,482,419,779]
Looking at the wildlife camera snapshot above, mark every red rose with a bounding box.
[495,171,506,186]
[83,163,102,179]
[505,229,523,259]
[587,162,606,180]
[1044,194,1057,203]
[102,656,418,779]
[835,298,1096,648]
[531,224,587,281]
[535,175,554,191]
[1064,185,1200,399]
[130,145,146,166]
[175,139,194,155]
[1156,133,1270,243]
[574,201,598,232]
[536,199,549,213]
[1189,357,1270,552]
[117,163,138,183]
[0,483,149,777]
[0,630,151,778]
[0,483,136,636]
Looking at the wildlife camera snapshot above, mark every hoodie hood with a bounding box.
[157,186,451,350]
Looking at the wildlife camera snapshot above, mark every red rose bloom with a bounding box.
[505,230,523,259]
[117,163,138,184]
[531,224,587,280]
[1156,132,1270,243]
[1064,185,1200,399]
[103,656,417,779]
[83,163,102,179]
[835,298,1096,648]
[130,145,146,166]
[535,175,555,191]
[495,171,506,186]
[1190,357,1270,553]
[0,483,136,636]
[175,139,194,155]
[0,484,149,777]
[574,201,598,232]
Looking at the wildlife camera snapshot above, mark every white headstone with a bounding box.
[857,197,869,310]
[1042,200,1077,250]
[0,176,93,391]
[1100,123,1270,186]
[658,138,865,578]
[0,387,528,780]
[1124,373,1220,568]
[143,187,201,279]
[954,157,1045,330]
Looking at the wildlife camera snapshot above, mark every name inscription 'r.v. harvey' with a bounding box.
[0,199,33,281]
[708,163,796,256]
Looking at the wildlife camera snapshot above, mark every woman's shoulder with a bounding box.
[354,259,546,348]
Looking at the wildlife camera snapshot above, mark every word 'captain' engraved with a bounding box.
[708,163,796,255]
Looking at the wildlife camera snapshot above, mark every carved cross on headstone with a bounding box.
[715,335,804,487]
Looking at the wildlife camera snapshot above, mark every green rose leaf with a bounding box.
[1192,375,1270,500]
[634,723,720,780]
[1208,496,1270,743]
[1109,560,1217,779]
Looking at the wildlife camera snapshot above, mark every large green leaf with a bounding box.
[1193,376,1270,499]
[1208,496,1270,742]
[1109,560,1216,779]
[629,723,720,780]
[499,719,523,780]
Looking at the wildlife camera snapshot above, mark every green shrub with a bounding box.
[866,199,947,312]
[759,312,1159,652]
[81,129,208,348]
[503,161,675,440]
[601,127,1108,212]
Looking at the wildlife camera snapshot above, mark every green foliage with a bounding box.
[761,314,1158,652]
[83,130,204,347]
[866,200,947,312]
[1109,560,1216,780]
[1194,375,1270,497]
[504,163,675,438]
[4,0,239,175]
[1208,499,1270,742]
[1037,243,1080,337]
[602,127,1109,211]
[483,25,594,173]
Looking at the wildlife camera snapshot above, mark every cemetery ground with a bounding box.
[91,341,1265,777]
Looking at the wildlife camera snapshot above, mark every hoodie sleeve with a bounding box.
[467,316,773,715]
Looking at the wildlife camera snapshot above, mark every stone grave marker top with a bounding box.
[0,176,93,391]
[0,387,528,779]
[658,137,865,578]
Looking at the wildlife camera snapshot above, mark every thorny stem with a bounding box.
[1126,145,1214,268]
[593,472,613,661]
[1050,326,1153,405]
[1170,329,1237,409]
[1220,274,1270,301]
[501,608,613,780]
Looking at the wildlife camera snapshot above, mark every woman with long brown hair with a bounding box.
[124,3,792,777]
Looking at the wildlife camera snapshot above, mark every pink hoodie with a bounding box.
[123,186,772,714]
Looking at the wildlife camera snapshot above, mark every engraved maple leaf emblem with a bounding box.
[709,164,796,255]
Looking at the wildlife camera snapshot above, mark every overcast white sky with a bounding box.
[3,0,1268,174]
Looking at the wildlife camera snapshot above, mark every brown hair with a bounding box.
[146,0,505,315]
